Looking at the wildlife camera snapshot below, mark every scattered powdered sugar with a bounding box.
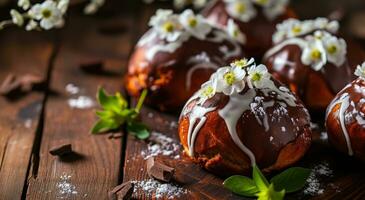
[68,96,95,109]
[132,179,187,199]
[141,131,181,160]
[304,162,333,196]
[24,119,32,128]
[65,83,80,95]
[57,173,78,199]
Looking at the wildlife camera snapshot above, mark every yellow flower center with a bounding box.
[327,45,337,54]
[256,0,268,5]
[292,25,302,34]
[188,17,197,27]
[163,22,175,33]
[310,49,322,60]
[251,72,262,82]
[224,72,236,85]
[42,9,52,18]
[233,59,248,68]
[234,3,246,14]
[202,86,214,97]
[233,29,239,37]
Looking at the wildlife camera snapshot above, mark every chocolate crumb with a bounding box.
[146,157,175,182]
[108,182,134,200]
[49,144,73,156]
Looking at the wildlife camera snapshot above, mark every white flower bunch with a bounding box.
[224,0,289,22]
[143,0,209,10]
[226,19,246,44]
[355,62,365,79]
[273,17,339,44]
[149,9,212,42]
[0,0,105,31]
[196,58,273,105]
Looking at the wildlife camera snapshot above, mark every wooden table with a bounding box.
[1,0,365,199]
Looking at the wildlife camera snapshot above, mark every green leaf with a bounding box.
[97,87,127,112]
[257,184,285,200]
[270,167,311,193]
[253,165,269,191]
[223,175,259,197]
[127,121,150,140]
[91,119,119,134]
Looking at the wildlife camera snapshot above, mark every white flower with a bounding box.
[214,66,246,95]
[326,20,339,33]
[286,19,312,38]
[179,9,211,40]
[173,0,208,9]
[26,20,38,31]
[198,81,216,105]
[314,17,329,29]
[57,0,70,14]
[272,30,286,44]
[247,64,271,88]
[18,0,30,10]
[10,9,23,26]
[354,62,365,79]
[301,38,327,71]
[224,0,256,23]
[263,0,289,20]
[322,35,347,66]
[230,57,255,68]
[226,19,246,44]
[149,9,184,42]
[193,0,208,9]
[28,0,63,30]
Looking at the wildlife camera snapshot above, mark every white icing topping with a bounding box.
[219,90,257,166]
[187,106,216,156]
[326,93,353,156]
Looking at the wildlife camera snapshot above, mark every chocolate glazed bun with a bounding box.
[202,0,295,58]
[326,63,365,161]
[179,58,311,176]
[125,9,244,112]
[263,18,353,112]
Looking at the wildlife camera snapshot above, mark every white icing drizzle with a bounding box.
[218,90,257,166]
[186,63,219,90]
[326,93,353,156]
[206,30,242,60]
[187,106,216,156]
[263,38,307,60]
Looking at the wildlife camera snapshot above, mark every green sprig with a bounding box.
[91,87,150,140]
[223,165,311,200]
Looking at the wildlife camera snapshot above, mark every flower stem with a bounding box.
[135,89,148,113]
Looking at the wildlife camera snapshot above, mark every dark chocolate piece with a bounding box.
[108,182,134,200]
[0,74,22,96]
[49,144,73,156]
[146,157,175,182]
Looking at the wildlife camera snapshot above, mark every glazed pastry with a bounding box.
[202,0,295,58]
[178,58,312,176]
[326,62,365,161]
[125,9,245,112]
[263,18,352,112]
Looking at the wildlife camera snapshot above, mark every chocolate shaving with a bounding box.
[108,182,134,200]
[146,157,175,182]
[49,144,73,156]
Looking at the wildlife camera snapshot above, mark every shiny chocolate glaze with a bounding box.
[326,78,365,161]
[202,0,295,59]
[125,28,244,112]
[179,78,312,176]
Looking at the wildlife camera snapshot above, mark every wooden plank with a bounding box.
[25,5,135,199]
[0,31,54,199]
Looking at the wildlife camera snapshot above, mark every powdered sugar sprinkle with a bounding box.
[132,179,187,199]
[304,162,333,196]
[141,132,181,160]
[57,173,78,199]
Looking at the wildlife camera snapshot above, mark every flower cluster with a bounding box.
[197,58,272,104]
[224,0,289,22]
[149,9,246,44]
[143,0,209,10]
[0,0,104,31]
[355,62,365,79]
[273,18,339,44]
